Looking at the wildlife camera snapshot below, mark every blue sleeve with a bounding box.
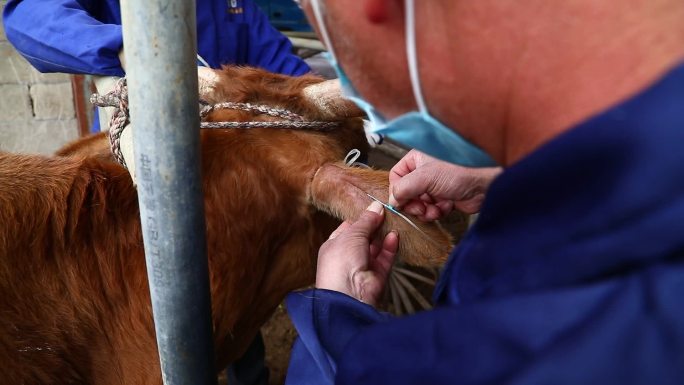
[286,273,684,385]
[242,1,310,76]
[3,0,124,76]
[285,289,392,385]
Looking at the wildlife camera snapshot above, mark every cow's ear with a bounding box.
[310,164,452,267]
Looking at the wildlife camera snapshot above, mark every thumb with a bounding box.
[389,169,433,208]
[349,201,385,237]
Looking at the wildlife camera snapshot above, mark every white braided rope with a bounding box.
[90,79,344,169]
[200,102,305,121]
[201,120,339,131]
[200,101,341,131]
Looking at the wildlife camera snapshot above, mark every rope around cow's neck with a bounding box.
[90,77,342,169]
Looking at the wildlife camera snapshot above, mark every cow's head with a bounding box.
[61,66,453,268]
[198,66,363,121]
[197,66,453,268]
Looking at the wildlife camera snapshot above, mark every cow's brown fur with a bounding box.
[1,66,450,384]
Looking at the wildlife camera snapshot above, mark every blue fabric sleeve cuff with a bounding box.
[285,289,392,384]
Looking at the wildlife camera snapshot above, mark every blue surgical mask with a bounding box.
[310,0,497,167]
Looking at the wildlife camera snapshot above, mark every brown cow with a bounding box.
[0,66,451,385]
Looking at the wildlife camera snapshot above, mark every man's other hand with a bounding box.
[389,149,502,220]
[315,202,398,307]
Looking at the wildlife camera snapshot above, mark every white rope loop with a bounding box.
[344,149,370,169]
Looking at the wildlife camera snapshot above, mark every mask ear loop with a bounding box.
[311,0,340,66]
[405,0,428,115]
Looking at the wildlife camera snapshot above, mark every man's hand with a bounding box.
[315,202,399,306]
[389,150,502,220]
[118,49,126,71]
[198,66,221,100]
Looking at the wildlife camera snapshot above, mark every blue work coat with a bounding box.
[3,0,309,132]
[2,0,309,77]
[285,62,684,384]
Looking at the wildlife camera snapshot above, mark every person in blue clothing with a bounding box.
[3,1,310,384]
[3,0,308,77]
[286,0,684,384]
[2,0,310,132]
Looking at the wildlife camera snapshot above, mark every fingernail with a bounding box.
[367,201,384,215]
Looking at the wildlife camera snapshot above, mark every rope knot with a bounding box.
[91,78,130,168]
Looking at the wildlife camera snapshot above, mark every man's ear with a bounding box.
[364,0,391,23]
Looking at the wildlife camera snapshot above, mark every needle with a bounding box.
[365,192,443,248]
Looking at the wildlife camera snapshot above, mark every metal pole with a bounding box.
[119,1,217,384]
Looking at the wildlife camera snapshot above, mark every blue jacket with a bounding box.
[2,0,309,77]
[286,62,684,385]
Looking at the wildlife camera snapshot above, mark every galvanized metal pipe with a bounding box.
[119,1,217,384]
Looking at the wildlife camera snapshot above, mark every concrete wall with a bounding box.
[0,0,79,154]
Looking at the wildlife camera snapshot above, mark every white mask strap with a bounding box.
[405,0,428,114]
[311,0,339,65]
